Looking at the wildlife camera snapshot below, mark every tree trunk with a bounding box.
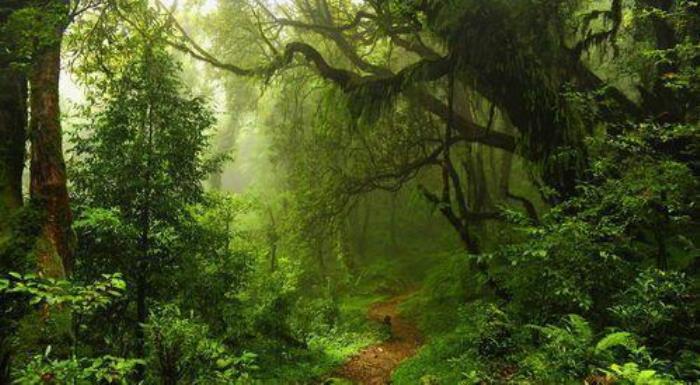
[0,0,28,235]
[136,81,156,378]
[209,171,223,190]
[388,193,398,256]
[267,207,278,272]
[0,61,27,385]
[0,349,10,385]
[643,0,682,121]
[357,198,370,260]
[134,194,151,380]
[0,67,27,232]
[269,241,278,272]
[499,149,540,224]
[28,2,73,278]
[316,239,326,276]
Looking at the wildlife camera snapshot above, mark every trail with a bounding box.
[334,293,422,385]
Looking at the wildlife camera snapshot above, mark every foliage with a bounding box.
[70,44,219,221]
[1,271,139,384]
[514,314,689,385]
[173,193,255,338]
[68,32,224,356]
[393,90,698,385]
[0,1,69,70]
[13,348,142,385]
[610,269,695,347]
[606,362,684,385]
[496,120,698,325]
[0,272,125,315]
[144,305,257,385]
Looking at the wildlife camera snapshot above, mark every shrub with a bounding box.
[145,305,257,385]
[610,269,695,347]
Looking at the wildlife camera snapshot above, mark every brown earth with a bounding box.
[334,293,422,385]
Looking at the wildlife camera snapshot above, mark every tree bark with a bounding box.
[0,3,28,235]
[1,4,35,383]
[388,193,398,256]
[0,69,27,385]
[357,198,370,260]
[0,349,10,385]
[0,65,26,233]
[267,207,278,272]
[28,1,73,278]
[316,239,326,276]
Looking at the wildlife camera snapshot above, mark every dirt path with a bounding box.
[335,293,422,385]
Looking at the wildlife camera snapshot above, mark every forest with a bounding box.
[0,0,699,384]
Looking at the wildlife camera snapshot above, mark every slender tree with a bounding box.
[71,41,218,364]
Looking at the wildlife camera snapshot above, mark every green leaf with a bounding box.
[596,332,637,352]
[637,369,658,382]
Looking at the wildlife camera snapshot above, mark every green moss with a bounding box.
[32,235,66,278]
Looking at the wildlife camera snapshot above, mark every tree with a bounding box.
[134,1,591,259]
[157,0,639,190]
[0,0,76,280]
[28,0,74,279]
[0,2,76,381]
[0,2,27,233]
[70,40,218,362]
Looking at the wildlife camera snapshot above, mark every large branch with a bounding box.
[410,89,518,154]
[156,1,524,164]
[165,22,519,159]
[255,0,389,75]
[168,19,451,92]
[169,29,519,160]
[343,142,444,195]
[565,49,642,118]
[391,35,441,60]
[263,8,377,33]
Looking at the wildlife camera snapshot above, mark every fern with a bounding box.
[607,363,684,385]
[567,314,593,344]
[595,332,637,353]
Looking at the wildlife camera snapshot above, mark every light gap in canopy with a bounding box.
[158,0,219,13]
[157,0,297,12]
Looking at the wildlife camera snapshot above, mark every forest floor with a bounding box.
[333,292,422,385]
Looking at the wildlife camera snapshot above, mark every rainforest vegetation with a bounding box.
[1,0,699,384]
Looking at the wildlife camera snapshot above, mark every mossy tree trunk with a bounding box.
[0,65,26,235]
[28,0,73,278]
[0,15,28,385]
[0,4,27,238]
[1,1,73,379]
